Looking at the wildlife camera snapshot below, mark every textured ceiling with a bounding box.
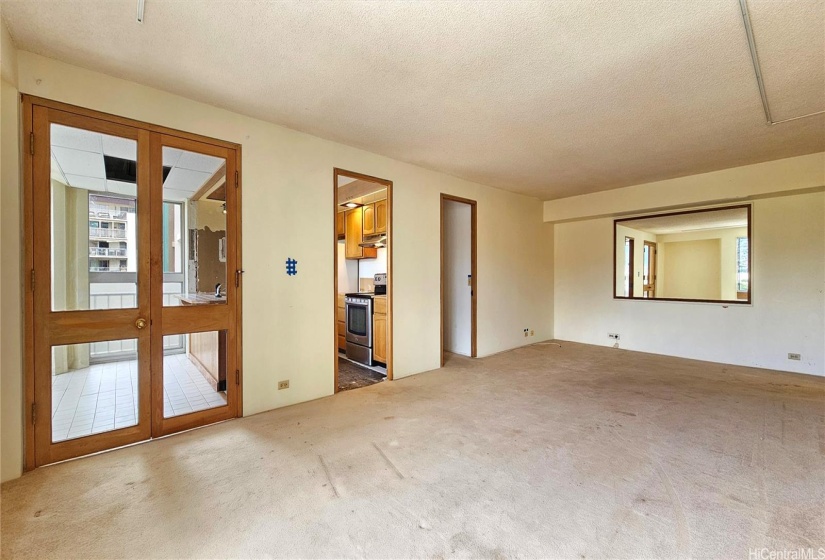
[621,207,748,235]
[3,0,823,200]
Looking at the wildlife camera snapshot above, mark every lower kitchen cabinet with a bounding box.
[337,295,346,351]
[373,312,387,364]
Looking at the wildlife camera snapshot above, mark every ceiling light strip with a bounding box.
[738,0,825,126]
[136,0,145,24]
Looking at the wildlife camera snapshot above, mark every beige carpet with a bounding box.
[2,341,824,559]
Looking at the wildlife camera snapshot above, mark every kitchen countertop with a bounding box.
[177,293,227,305]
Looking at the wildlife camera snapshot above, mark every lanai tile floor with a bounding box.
[51,354,226,442]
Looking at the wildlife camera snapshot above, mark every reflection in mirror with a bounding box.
[615,205,751,303]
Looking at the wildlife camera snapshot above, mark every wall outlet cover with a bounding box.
[278,380,290,389]
[608,333,620,340]
[788,353,802,361]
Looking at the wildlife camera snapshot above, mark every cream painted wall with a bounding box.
[544,152,825,222]
[656,227,747,300]
[1,77,22,482]
[554,192,825,376]
[0,52,554,481]
[661,239,721,300]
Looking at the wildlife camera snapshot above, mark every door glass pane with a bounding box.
[50,124,138,311]
[51,339,138,443]
[161,147,227,307]
[163,331,228,418]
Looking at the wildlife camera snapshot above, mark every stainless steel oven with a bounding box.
[345,294,373,366]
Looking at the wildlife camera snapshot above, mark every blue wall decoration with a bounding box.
[285,258,298,276]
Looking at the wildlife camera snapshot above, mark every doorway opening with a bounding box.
[333,169,392,393]
[23,96,242,469]
[440,194,477,366]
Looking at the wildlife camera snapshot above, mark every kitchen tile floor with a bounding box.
[51,354,226,442]
[337,356,386,392]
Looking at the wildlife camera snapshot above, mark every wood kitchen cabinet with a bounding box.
[373,296,387,364]
[374,199,387,234]
[337,294,346,352]
[345,208,377,259]
[362,203,375,235]
[336,212,345,240]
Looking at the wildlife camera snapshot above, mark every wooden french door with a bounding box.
[28,100,241,467]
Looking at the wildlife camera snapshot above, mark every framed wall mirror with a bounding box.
[614,205,751,304]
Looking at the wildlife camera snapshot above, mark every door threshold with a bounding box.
[38,418,236,471]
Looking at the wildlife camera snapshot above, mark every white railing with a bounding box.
[89,248,127,257]
[89,266,128,272]
[89,282,185,359]
[89,228,127,239]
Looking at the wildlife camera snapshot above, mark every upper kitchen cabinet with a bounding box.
[363,204,376,236]
[336,212,345,240]
[345,208,377,259]
[361,199,387,236]
[375,199,387,234]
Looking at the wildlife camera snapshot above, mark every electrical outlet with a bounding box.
[788,353,801,361]
[278,380,290,390]
[530,330,534,336]
[523,328,529,338]
[609,333,620,340]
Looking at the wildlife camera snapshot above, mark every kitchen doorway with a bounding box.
[441,194,477,365]
[333,169,392,392]
[23,96,243,469]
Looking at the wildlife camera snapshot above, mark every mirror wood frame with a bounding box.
[612,204,752,305]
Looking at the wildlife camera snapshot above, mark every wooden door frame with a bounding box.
[332,168,393,393]
[643,240,656,298]
[440,194,477,366]
[625,236,635,297]
[21,95,243,471]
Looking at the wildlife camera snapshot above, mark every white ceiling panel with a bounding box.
[50,152,67,184]
[162,147,184,167]
[163,167,212,194]
[50,124,102,153]
[64,174,106,191]
[106,180,137,197]
[175,151,224,174]
[101,135,137,161]
[163,188,197,202]
[51,147,106,178]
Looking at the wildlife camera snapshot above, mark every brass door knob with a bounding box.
[135,318,147,330]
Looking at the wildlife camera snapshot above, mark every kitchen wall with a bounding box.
[0,49,554,481]
[551,179,825,377]
[336,240,358,294]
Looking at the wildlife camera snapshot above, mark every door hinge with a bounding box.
[30,269,35,292]
[235,170,239,188]
[235,269,244,288]
[31,403,36,425]
[235,369,240,385]
[29,132,34,155]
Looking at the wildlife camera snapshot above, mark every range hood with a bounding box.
[359,233,387,249]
